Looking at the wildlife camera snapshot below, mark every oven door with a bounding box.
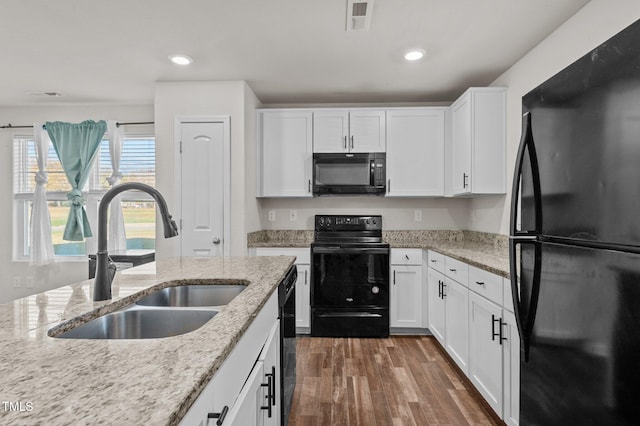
[311,245,389,309]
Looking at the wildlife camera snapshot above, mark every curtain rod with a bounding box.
[0,121,154,130]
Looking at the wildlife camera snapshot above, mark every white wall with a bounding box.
[0,104,153,303]
[259,198,470,230]
[469,0,640,235]
[154,81,259,257]
[244,85,263,234]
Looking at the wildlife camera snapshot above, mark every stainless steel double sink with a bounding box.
[50,284,246,340]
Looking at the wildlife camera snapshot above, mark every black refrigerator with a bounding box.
[510,18,640,426]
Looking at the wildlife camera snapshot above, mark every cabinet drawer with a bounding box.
[468,266,503,306]
[445,256,469,287]
[255,247,310,264]
[428,251,445,273]
[391,248,422,265]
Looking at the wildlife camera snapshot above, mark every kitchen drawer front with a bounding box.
[391,248,423,265]
[445,256,469,287]
[255,247,310,264]
[428,250,445,273]
[468,266,503,306]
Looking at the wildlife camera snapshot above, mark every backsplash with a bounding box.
[258,197,473,231]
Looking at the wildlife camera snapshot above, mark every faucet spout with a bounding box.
[93,182,179,301]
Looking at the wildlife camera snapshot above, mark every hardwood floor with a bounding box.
[289,336,501,426]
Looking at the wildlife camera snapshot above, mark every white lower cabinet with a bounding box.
[502,310,520,426]
[295,264,310,331]
[254,247,311,333]
[427,268,446,344]
[443,277,469,374]
[427,266,469,375]
[179,292,279,426]
[468,291,504,417]
[390,249,423,329]
[226,321,280,426]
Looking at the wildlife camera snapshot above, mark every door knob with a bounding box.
[212,237,221,245]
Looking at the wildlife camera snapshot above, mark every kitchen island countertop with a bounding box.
[0,256,295,426]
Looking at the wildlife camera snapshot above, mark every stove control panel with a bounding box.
[315,215,382,231]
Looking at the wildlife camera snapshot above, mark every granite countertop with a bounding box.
[248,230,510,278]
[0,256,295,426]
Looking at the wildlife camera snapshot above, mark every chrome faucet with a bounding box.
[93,182,179,301]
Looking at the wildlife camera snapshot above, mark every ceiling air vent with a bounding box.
[346,0,374,32]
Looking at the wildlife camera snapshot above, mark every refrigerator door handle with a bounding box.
[509,237,542,362]
[510,112,543,237]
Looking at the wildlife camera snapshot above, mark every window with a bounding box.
[13,131,156,260]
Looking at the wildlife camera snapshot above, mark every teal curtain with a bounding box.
[46,120,107,241]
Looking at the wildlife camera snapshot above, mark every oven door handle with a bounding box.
[316,312,383,318]
[312,247,389,255]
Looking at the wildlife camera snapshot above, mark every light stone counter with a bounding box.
[248,230,510,278]
[0,256,295,426]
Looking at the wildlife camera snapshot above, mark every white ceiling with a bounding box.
[1,0,591,107]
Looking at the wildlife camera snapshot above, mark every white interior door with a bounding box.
[180,121,225,257]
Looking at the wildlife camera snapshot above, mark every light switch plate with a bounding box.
[414,210,423,222]
[289,210,297,222]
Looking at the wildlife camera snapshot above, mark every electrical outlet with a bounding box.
[289,210,297,222]
[414,210,423,222]
[13,277,21,288]
[26,277,34,289]
[268,210,276,222]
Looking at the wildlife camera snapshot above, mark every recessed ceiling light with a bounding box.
[404,49,425,61]
[168,54,193,65]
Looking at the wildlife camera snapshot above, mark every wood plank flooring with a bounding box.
[289,336,501,426]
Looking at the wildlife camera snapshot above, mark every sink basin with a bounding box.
[135,284,246,307]
[51,308,217,339]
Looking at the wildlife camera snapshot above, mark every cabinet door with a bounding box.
[258,111,313,197]
[313,110,349,153]
[225,360,266,426]
[349,110,386,152]
[468,292,504,417]
[390,265,423,328]
[296,264,310,330]
[260,322,280,426]
[428,269,446,345]
[502,310,520,426]
[444,278,469,374]
[386,109,445,196]
[451,93,472,195]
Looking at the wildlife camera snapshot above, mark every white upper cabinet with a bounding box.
[313,110,349,152]
[313,109,386,153]
[387,108,445,196]
[450,87,506,196]
[257,110,313,197]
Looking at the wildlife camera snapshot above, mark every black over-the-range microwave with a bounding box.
[312,152,386,196]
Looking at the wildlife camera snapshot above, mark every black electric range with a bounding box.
[310,215,390,337]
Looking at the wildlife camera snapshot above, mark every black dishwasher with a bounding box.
[278,265,297,425]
